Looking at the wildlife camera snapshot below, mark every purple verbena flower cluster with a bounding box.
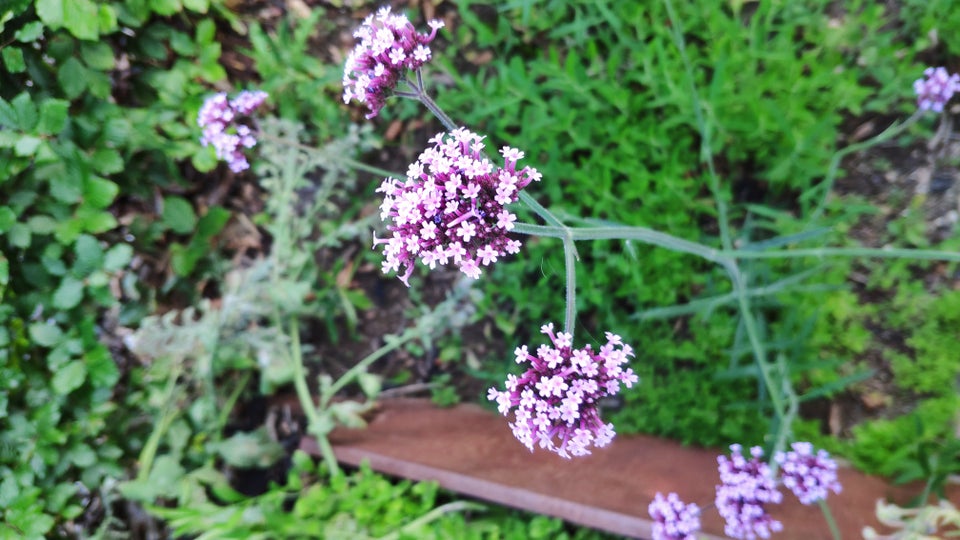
[648,492,701,540]
[914,66,960,113]
[774,441,842,505]
[197,90,268,173]
[343,6,444,118]
[486,324,639,459]
[715,444,784,540]
[373,127,541,286]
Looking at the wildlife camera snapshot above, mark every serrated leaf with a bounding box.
[11,92,36,131]
[53,276,84,310]
[72,235,104,278]
[97,4,118,34]
[103,243,132,271]
[80,42,114,70]
[29,322,63,347]
[0,98,16,128]
[90,148,122,175]
[3,47,25,73]
[83,177,118,208]
[52,360,87,394]
[162,196,197,234]
[63,0,99,40]
[35,0,64,30]
[49,174,82,203]
[79,210,117,234]
[14,135,41,156]
[37,99,69,135]
[57,58,88,99]
[86,346,119,387]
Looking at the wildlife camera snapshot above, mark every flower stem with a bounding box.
[807,110,923,221]
[818,499,843,540]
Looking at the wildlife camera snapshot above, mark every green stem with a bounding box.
[807,110,923,221]
[725,246,960,262]
[320,329,423,409]
[288,317,341,477]
[377,501,486,540]
[818,499,843,540]
[563,236,577,336]
[136,360,183,482]
[258,131,400,178]
[663,0,733,252]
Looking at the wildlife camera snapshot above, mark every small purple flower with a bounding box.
[914,67,960,113]
[197,90,268,173]
[372,128,540,285]
[716,444,784,540]
[774,442,842,505]
[486,324,639,459]
[648,492,701,540]
[343,6,444,118]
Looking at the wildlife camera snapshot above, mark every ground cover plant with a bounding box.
[2,0,960,539]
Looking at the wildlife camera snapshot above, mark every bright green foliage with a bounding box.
[441,0,928,448]
[0,0,228,532]
[149,453,615,540]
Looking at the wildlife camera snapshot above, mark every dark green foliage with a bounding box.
[0,0,229,532]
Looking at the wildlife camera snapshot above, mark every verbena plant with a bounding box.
[217,2,955,538]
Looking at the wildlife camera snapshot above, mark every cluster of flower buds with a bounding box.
[914,66,960,113]
[373,127,540,285]
[648,492,701,540]
[343,6,444,118]
[197,90,268,172]
[486,324,639,459]
[650,442,842,540]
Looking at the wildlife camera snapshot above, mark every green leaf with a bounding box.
[73,234,104,278]
[83,177,118,208]
[29,322,63,347]
[2,47,25,73]
[14,135,41,156]
[15,21,44,42]
[0,98,16,128]
[49,173,82,203]
[183,0,208,12]
[210,429,285,469]
[80,42,114,70]
[52,360,87,394]
[90,148,123,175]
[86,346,119,387]
[11,92,36,131]
[162,196,197,234]
[53,276,84,310]
[63,0,99,40]
[0,207,14,233]
[35,0,64,30]
[37,99,70,135]
[98,4,118,34]
[57,57,88,99]
[8,222,30,248]
[103,243,132,272]
[150,0,182,17]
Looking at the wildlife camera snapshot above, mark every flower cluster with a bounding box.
[648,492,701,540]
[715,444,784,540]
[373,128,541,285]
[914,66,960,113]
[486,324,639,459]
[343,6,444,118]
[774,441,842,505]
[197,90,269,173]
